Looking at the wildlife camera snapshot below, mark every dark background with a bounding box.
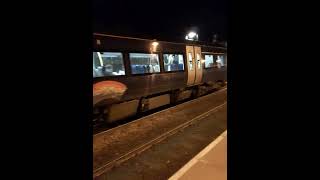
[2,0,317,179]
[93,0,227,42]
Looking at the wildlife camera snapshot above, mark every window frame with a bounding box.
[162,52,186,73]
[203,54,215,69]
[128,52,162,76]
[202,53,226,69]
[216,54,227,67]
[93,51,127,77]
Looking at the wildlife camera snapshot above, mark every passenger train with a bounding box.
[93,33,227,123]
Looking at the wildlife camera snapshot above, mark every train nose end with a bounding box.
[93,81,127,105]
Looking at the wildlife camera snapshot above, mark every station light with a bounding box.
[188,32,196,38]
[152,41,159,46]
[185,31,198,41]
[151,41,159,52]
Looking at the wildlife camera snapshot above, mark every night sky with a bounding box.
[93,0,227,42]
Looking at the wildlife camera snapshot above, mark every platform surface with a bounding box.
[169,131,227,180]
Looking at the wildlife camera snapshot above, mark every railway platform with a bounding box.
[94,88,227,180]
[169,130,227,180]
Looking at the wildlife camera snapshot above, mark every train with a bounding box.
[93,33,227,123]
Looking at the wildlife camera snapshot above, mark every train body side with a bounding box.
[201,46,227,83]
[93,34,227,123]
[93,35,188,103]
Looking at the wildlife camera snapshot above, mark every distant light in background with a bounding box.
[188,32,196,38]
[185,31,198,41]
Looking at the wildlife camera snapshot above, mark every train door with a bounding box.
[186,46,203,86]
[186,46,195,85]
[194,46,203,84]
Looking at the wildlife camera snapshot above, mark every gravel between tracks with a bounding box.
[97,103,227,180]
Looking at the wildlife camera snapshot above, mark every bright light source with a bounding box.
[188,32,197,38]
[152,42,159,46]
[151,41,159,53]
[185,31,198,41]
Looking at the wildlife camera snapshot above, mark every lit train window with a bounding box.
[188,53,193,70]
[129,53,160,74]
[196,53,201,69]
[163,54,184,72]
[216,55,225,68]
[93,52,125,77]
[204,54,225,68]
[204,55,214,68]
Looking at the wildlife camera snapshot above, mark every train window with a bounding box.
[216,55,225,68]
[188,53,193,70]
[204,55,214,68]
[204,54,225,68]
[129,53,160,74]
[196,53,201,69]
[163,54,184,72]
[93,52,126,77]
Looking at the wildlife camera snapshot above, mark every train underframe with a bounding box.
[93,80,227,124]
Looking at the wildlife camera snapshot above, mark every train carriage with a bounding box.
[93,33,227,123]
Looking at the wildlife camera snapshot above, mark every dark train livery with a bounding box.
[93,33,227,123]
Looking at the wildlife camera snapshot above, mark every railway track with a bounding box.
[93,99,227,179]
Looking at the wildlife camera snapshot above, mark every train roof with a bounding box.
[93,33,227,50]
